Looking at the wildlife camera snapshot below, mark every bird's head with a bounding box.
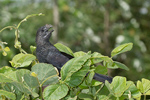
[36,24,54,43]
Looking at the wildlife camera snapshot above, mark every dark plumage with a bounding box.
[36,24,112,83]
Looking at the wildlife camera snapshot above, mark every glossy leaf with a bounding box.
[54,43,74,56]
[86,71,95,85]
[0,66,16,74]
[95,65,107,75]
[11,81,39,97]
[106,61,129,71]
[24,74,39,88]
[31,63,59,86]
[30,45,36,53]
[73,51,86,57]
[0,90,16,100]
[105,76,127,97]
[16,69,30,82]
[9,53,36,68]
[90,52,103,64]
[111,43,133,57]
[61,55,91,82]
[65,60,91,87]
[43,84,69,100]
[0,73,13,83]
[124,81,141,99]
[137,78,150,95]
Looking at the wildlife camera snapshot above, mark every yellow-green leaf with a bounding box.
[111,43,133,57]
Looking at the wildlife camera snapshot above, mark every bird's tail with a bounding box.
[93,73,112,83]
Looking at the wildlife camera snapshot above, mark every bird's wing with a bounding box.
[46,51,70,70]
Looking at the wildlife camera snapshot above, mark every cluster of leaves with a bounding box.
[0,14,150,100]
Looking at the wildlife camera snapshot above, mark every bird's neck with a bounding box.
[36,40,52,46]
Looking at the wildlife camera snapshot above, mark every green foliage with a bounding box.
[43,84,69,100]
[0,14,150,100]
[111,43,133,58]
[0,90,16,100]
[9,53,36,68]
[54,43,74,56]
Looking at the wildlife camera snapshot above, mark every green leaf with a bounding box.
[0,73,13,83]
[9,53,36,68]
[105,76,127,97]
[30,45,36,53]
[95,65,107,75]
[73,51,86,57]
[11,81,39,97]
[137,78,150,95]
[91,80,102,86]
[106,61,129,71]
[97,95,111,100]
[0,66,16,74]
[90,52,103,64]
[86,71,95,85]
[43,84,69,100]
[54,43,74,56]
[24,74,39,88]
[67,96,77,100]
[31,63,59,86]
[65,60,91,87]
[101,56,113,65]
[124,81,141,99]
[16,69,30,82]
[111,43,133,57]
[0,90,16,100]
[61,55,91,82]
[78,93,93,100]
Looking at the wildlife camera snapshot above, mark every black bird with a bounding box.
[36,24,112,83]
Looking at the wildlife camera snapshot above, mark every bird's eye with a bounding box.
[42,27,47,32]
[42,29,45,32]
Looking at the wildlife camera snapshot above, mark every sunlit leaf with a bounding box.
[0,66,16,74]
[106,61,129,71]
[43,84,69,100]
[24,74,39,88]
[105,76,127,97]
[31,63,59,86]
[137,78,150,95]
[124,81,141,99]
[61,55,91,82]
[65,60,91,87]
[11,81,39,97]
[91,52,103,64]
[0,90,16,100]
[111,43,133,57]
[95,65,107,75]
[15,69,30,81]
[86,71,95,85]
[73,51,86,57]
[0,73,13,83]
[54,43,74,56]
[9,53,36,68]
[30,45,36,53]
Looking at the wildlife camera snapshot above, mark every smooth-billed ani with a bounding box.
[36,24,112,83]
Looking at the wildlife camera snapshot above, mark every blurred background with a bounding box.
[0,0,150,81]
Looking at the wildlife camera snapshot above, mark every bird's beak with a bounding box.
[44,24,54,39]
[46,24,54,32]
